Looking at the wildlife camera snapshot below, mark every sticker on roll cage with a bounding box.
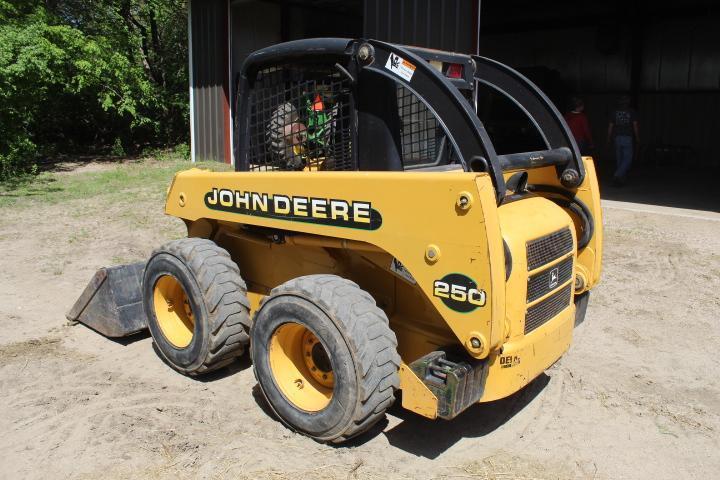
[204,188,382,230]
[433,273,487,313]
[385,53,416,82]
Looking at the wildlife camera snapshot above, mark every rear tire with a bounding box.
[143,238,251,376]
[251,274,400,443]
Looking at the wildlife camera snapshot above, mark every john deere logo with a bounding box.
[549,267,559,289]
[204,188,382,230]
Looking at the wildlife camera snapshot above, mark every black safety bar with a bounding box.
[239,38,354,78]
[497,147,573,171]
[235,37,508,201]
[472,56,585,187]
[359,39,506,200]
[234,38,589,203]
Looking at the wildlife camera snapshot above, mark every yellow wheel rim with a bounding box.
[268,323,335,412]
[153,275,195,348]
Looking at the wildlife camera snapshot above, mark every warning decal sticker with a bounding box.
[385,53,416,82]
[390,258,416,284]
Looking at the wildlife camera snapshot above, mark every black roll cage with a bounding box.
[235,38,585,204]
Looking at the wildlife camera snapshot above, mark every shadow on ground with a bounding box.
[595,160,719,212]
[250,371,550,458]
[150,341,253,382]
[79,314,551,457]
[381,373,550,458]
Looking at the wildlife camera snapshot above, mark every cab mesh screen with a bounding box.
[245,65,354,171]
[397,86,453,169]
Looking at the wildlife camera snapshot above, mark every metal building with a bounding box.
[187,0,480,165]
[479,0,720,174]
[188,0,720,192]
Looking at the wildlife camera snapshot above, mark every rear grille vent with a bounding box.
[525,284,572,334]
[526,228,574,271]
[527,255,574,303]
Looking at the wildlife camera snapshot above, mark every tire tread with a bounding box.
[152,238,250,375]
[260,274,400,442]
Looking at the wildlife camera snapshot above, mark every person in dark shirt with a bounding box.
[606,95,639,186]
[564,97,594,156]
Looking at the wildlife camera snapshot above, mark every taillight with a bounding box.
[446,63,464,79]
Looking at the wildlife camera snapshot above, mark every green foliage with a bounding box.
[111,138,126,156]
[0,0,189,180]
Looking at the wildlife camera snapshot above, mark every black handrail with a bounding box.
[240,38,354,78]
[360,40,506,200]
[497,147,573,171]
[472,56,585,187]
[235,37,509,202]
[235,39,590,199]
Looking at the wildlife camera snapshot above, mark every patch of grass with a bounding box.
[145,143,191,162]
[0,154,231,209]
[67,227,89,244]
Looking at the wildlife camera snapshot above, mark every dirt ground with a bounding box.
[1,162,719,480]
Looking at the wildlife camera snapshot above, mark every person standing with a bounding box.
[564,97,594,156]
[607,95,639,186]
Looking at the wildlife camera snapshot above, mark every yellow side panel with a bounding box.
[475,177,506,351]
[523,157,603,290]
[480,302,574,402]
[165,169,506,358]
[578,158,603,287]
[498,197,576,340]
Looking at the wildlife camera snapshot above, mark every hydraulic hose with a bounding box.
[527,185,594,250]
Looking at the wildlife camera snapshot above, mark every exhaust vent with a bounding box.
[524,284,572,334]
[527,255,574,303]
[526,228,573,271]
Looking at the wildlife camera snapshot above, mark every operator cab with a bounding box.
[235,39,585,194]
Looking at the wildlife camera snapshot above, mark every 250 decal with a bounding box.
[432,273,486,313]
[433,282,486,305]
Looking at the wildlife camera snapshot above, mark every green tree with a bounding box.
[0,0,188,180]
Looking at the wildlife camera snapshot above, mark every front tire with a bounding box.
[251,274,400,443]
[143,238,251,376]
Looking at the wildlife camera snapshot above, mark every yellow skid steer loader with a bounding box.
[68,38,602,443]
